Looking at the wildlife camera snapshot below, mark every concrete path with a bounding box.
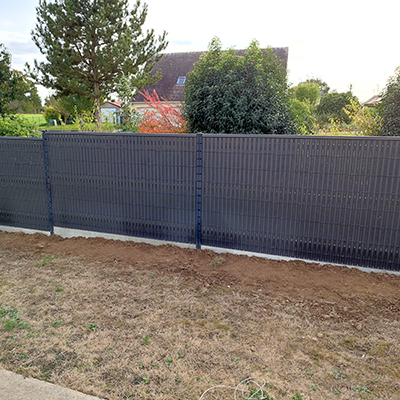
[0,369,104,400]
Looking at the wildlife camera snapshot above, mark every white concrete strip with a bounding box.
[0,225,50,236]
[0,369,104,400]
[201,245,400,276]
[53,227,197,249]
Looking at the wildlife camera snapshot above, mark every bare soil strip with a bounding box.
[0,231,399,399]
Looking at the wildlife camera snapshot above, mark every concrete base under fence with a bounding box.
[53,227,198,250]
[1,225,399,276]
[0,225,51,236]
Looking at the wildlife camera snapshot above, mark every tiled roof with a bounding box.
[362,95,381,107]
[134,47,288,103]
[101,101,122,108]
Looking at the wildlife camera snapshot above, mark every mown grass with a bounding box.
[41,122,120,131]
[20,114,47,125]
[20,114,81,131]
[18,115,121,133]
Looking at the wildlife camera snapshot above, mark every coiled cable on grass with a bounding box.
[199,377,268,400]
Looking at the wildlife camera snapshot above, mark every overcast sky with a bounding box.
[1,0,398,102]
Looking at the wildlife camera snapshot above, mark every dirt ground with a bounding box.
[0,231,399,400]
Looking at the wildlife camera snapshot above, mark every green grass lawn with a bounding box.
[41,122,119,131]
[18,114,123,133]
[20,114,47,125]
[19,115,93,131]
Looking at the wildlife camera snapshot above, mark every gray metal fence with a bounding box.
[201,135,400,269]
[1,132,399,270]
[45,132,197,243]
[0,137,50,232]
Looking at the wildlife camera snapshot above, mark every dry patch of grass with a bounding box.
[0,247,399,400]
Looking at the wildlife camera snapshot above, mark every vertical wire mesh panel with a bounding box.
[202,135,400,270]
[45,132,197,244]
[0,137,50,231]
[2,133,400,270]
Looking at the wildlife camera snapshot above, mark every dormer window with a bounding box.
[177,76,186,85]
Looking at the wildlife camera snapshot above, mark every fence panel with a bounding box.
[1,133,400,271]
[202,135,400,270]
[45,132,197,244]
[0,137,50,231]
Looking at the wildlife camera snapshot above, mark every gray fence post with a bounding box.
[196,133,203,249]
[42,131,54,235]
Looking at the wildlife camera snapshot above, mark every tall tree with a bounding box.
[0,44,30,115]
[304,78,330,97]
[293,82,321,106]
[183,38,296,134]
[29,0,167,125]
[9,80,42,114]
[316,91,359,124]
[378,66,400,136]
[45,94,94,123]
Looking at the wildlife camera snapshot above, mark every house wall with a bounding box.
[100,107,121,124]
[133,101,182,112]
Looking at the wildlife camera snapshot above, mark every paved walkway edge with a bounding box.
[0,369,104,400]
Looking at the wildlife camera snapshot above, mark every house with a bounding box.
[362,95,381,107]
[132,47,289,108]
[100,101,122,123]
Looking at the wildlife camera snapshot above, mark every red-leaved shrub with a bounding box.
[138,90,187,133]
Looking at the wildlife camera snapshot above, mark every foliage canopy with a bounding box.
[293,82,321,106]
[304,78,330,97]
[44,94,94,124]
[315,91,359,124]
[344,99,381,136]
[115,74,142,132]
[0,114,39,137]
[30,0,168,125]
[43,106,62,123]
[0,44,30,115]
[291,98,316,134]
[8,81,42,114]
[378,66,400,136]
[183,38,296,134]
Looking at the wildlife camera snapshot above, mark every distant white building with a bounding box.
[100,101,122,124]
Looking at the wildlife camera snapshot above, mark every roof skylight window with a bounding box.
[177,76,186,85]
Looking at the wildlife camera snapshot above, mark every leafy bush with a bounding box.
[293,82,321,106]
[316,92,359,125]
[344,99,381,136]
[43,106,61,123]
[291,99,316,134]
[183,38,296,134]
[44,94,94,124]
[378,66,400,136]
[323,118,354,135]
[0,114,40,137]
[115,74,141,133]
[138,90,186,133]
[304,78,330,97]
[0,43,30,115]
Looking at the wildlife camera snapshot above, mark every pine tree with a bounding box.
[29,0,167,125]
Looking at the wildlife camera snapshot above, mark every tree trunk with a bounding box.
[94,81,101,129]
